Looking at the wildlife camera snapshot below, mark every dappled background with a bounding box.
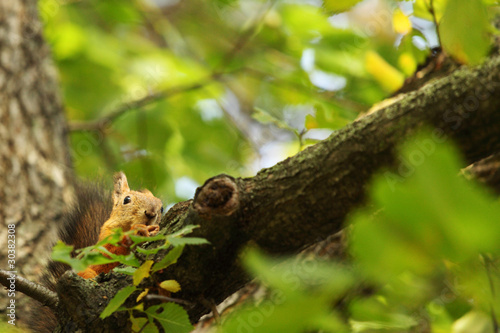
[38,0,490,204]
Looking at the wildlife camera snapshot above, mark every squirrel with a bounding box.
[78,172,163,278]
[28,172,163,332]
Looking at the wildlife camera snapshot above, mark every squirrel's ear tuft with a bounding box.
[113,172,130,201]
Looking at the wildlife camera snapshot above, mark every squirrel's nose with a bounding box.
[145,209,156,219]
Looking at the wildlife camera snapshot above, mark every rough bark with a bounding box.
[46,52,500,331]
[0,0,72,318]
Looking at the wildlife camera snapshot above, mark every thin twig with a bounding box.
[199,297,221,325]
[214,0,277,72]
[428,0,443,47]
[243,67,367,113]
[69,75,220,132]
[482,254,499,332]
[145,294,194,307]
[0,269,59,310]
[137,320,149,333]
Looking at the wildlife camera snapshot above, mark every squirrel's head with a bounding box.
[108,172,164,231]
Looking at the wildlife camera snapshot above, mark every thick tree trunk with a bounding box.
[0,0,73,320]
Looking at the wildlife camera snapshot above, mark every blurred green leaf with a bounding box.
[244,249,353,295]
[413,0,449,21]
[352,134,500,282]
[323,0,364,14]
[440,0,491,64]
[218,249,352,333]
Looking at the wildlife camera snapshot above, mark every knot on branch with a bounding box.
[193,174,239,219]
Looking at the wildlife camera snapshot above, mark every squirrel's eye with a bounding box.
[123,196,131,205]
[161,206,164,214]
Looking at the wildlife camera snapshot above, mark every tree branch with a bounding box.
[0,269,58,310]
[68,75,220,132]
[157,53,500,321]
[465,152,500,193]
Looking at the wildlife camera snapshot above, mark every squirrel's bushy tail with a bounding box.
[27,182,112,333]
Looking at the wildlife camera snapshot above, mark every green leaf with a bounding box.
[351,132,500,283]
[281,4,335,41]
[51,229,143,274]
[100,286,137,319]
[165,224,209,247]
[413,0,448,21]
[113,266,137,275]
[167,236,210,247]
[51,23,87,59]
[130,315,159,333]
[129,233,166,245]
[219,249,352,333]
[167,225,200,238]
[144,303,193,333]
[244,249,353,296]
[252,107,299,136]
[323,0,363,14]
[51,241,87,273]
[440,0,491,65]
[152,245,185,273]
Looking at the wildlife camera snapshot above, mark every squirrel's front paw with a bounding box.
[146,225,160,236]
[78,267,98,279]
[131,224,160,237]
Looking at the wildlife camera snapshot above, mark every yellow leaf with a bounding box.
[133,260,154,286]
[392,8,412,35]
[365,51,404,92]
[131,303,144,312]
[136,288,149,302]
[159,280,181,293]
[305,114,318,130]
[398,53,417,76]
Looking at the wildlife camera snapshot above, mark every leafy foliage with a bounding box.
[38,0,499,203]
[218,134,500,332]
[219,249,353,333]
[53,225,206,332]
